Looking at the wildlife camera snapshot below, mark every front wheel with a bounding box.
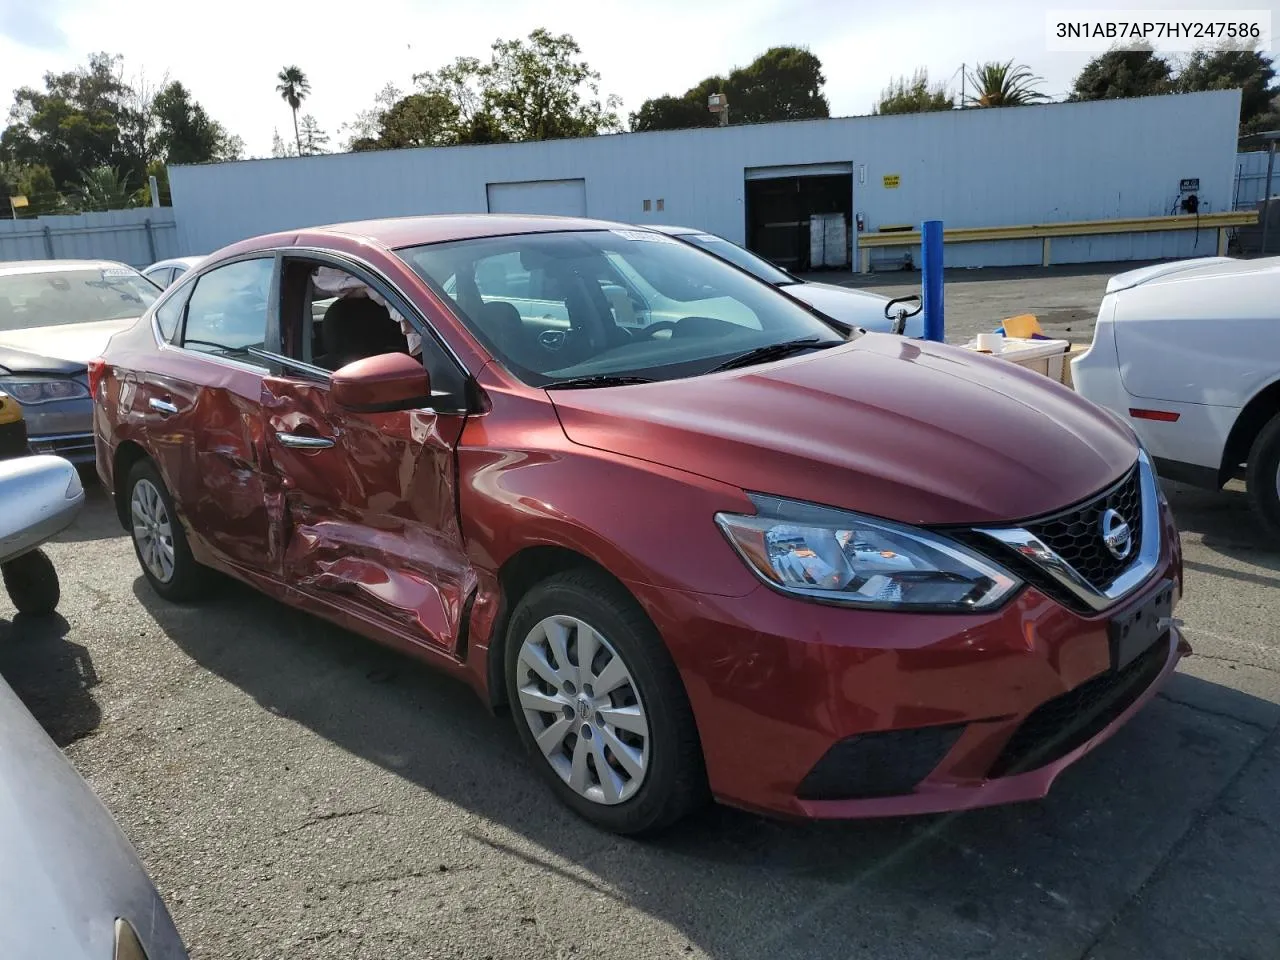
[127,459,208,602]
[2,548,60,616]
[1246,412,1280,542]
[504,569,707,836]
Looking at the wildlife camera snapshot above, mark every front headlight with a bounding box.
[0,376,90,405]
[715,494,1020,611]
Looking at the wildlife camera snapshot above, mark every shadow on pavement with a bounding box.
[54,482,124,545]
[131,569,1280,960]
[0,611,102,745]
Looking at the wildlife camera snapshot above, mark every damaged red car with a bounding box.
[92,215,1187,835]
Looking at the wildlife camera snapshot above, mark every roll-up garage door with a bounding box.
[485,179,587,216]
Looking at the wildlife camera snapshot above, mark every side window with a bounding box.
[153,284,192,341]
[181,258,273,365]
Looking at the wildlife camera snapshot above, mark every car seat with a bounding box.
[319,296,409,370]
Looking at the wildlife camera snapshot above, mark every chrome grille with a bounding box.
[1025,466,1143,591]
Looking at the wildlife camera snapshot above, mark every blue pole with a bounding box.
[921,219,944,342]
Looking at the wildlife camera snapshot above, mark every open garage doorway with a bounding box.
[744,163,853,272]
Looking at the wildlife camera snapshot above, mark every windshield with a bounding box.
[677,233,798,286]
[0,266,160,331]
[397,229,844,387]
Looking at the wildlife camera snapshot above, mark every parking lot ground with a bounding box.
[798,260,1160,346]
[3,264,1279,960]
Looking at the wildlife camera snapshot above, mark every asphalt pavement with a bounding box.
[2,264,1278,959]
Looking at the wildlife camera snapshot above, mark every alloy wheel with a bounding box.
[131,477,175,583]
[515,615,651,805]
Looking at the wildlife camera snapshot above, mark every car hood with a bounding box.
[550,333,1137,525]
[0,317,140,367]
[0,677,188,959]
[786,281,924,337]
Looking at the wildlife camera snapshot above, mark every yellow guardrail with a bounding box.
[856,210,1260,273]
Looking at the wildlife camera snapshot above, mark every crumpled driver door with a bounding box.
[260,373,474,653]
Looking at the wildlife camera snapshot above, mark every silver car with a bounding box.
[646,224,924,337]
[140,256,205,290]
[0,261,162,463]
[0,670,189,958]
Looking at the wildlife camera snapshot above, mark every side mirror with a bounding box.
[330,352,431,413]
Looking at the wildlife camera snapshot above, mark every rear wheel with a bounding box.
[1246,412,1280,542]
[504,568,707,835]
[2,548,60,616]
[127,459,208,602]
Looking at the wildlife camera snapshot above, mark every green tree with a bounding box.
[630,46,828,132]
[152,81,240,164]
[343,82,402,151]
[73,165,134,211]
[1175,45,1277,132]
[373,94,459,148]
[350,29,612,150]
[628,94,713,132]
[271,128,296,158]
[0,53,146,192]
[964,60,1049,106]
[1068,45,1173,101]
[481,28,621,140]
[275,65,310,155]
[0,162,63,216]
[875,69,953,115]
[724,46,828,124]
[298,114,330,155]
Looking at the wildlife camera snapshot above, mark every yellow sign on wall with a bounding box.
[882,174,901,189]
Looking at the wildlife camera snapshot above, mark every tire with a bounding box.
[504,568,708,836]
[2,548,60,616]
[126,459,208,602]
[1246,412,1280,542]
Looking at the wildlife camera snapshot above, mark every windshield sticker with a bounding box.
[693,234,724,242]
[610,229,680,244]
[101,267,136,279]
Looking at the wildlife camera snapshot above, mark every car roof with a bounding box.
[0,259,137,277]
[305,213,651,249]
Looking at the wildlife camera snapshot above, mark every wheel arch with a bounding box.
[1221,376,1280,485]
[112,439,151,530]
[484,544,640,711]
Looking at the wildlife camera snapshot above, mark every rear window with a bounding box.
[0,266,160,331]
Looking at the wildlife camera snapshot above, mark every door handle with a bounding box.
[148,397,178,415]
[275,432,335,450]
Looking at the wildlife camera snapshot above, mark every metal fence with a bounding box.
[0,208,178,267]
[1234,150,1275,210]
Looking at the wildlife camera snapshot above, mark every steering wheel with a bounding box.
[634,320,680,340]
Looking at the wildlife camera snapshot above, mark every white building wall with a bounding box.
[170,90,1241,269]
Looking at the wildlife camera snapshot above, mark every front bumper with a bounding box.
[18,395,95,464]
[631,505,1185,819]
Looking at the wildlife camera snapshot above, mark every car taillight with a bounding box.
[87,357,108,397]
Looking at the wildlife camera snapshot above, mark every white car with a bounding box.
[646,224,924,337]
[1072,256,1280,536]
[140,255,205,289]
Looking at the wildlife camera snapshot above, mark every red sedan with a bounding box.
[92,216,1187,834]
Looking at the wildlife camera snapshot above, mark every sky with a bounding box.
[0,0,1276,158]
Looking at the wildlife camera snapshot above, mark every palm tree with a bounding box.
[276,66,311,154]
[964,60,1049,107]
[75,166,134,211]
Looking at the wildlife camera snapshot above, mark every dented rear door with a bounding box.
[261,373,473,653]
